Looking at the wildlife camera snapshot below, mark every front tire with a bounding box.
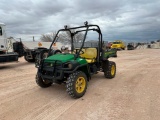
[102,61,116,79]
[66,71,88,98]
[36,73,52,88]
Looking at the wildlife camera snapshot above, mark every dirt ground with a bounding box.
[0,49,160,120]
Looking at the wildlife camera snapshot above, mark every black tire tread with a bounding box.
[103,61,116,79]
[24,56,35,62]
[36,74,52,88]
[66,71,87,99]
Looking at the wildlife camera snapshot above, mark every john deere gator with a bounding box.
[36,22,117,98]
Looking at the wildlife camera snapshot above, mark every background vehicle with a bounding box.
[13,41,61,63]
[36,22,116,98]
[111,40,126,50]
[127,43,135,50]
[0,23,18,63]
[0,22,61,64]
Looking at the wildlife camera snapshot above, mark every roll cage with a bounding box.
[48,21,103,62]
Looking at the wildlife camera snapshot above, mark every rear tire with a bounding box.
[113,54,117,57]
[66,71,88,98]
[24,55,35,62]
[102,61,116,79]
[36,73,52,88]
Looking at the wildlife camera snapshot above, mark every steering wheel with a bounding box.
[75,48,84,55]
[79,49,84,54]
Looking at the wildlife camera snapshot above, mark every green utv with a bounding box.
[36,22,117,98]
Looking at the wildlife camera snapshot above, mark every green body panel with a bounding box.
[75,58,87,65]
[103,49,117,58]
[44,54,74,63]
[44,53,87,65]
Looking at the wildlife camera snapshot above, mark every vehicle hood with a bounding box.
[44,53,75,63]
[112,44,121,46]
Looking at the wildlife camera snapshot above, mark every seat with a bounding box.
[80,48,97,63]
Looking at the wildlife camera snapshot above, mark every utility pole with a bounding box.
[33,36,35,42]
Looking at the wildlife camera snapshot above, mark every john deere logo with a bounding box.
[38,42,42,47]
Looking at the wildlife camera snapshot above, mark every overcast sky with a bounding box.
[0,0,160,42]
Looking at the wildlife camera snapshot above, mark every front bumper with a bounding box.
[37,60,88,82]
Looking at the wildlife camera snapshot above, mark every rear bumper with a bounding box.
[0,52,18,63]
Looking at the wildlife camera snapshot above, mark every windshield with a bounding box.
[56,31,85,52]
[57,31,99,53]
[113,42,121,44]
[73,31,100,48]
[48,24,102,57]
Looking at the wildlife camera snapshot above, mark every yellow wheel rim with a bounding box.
[75,77,86,93]
[111,65,115,76]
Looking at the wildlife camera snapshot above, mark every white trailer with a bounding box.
[13,41,62,63]
[0,23,62,65]
[0,23,18,63]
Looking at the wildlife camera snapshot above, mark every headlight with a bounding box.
[68,63,72,69]
[50,63,53,67]
[63,63,73,69]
